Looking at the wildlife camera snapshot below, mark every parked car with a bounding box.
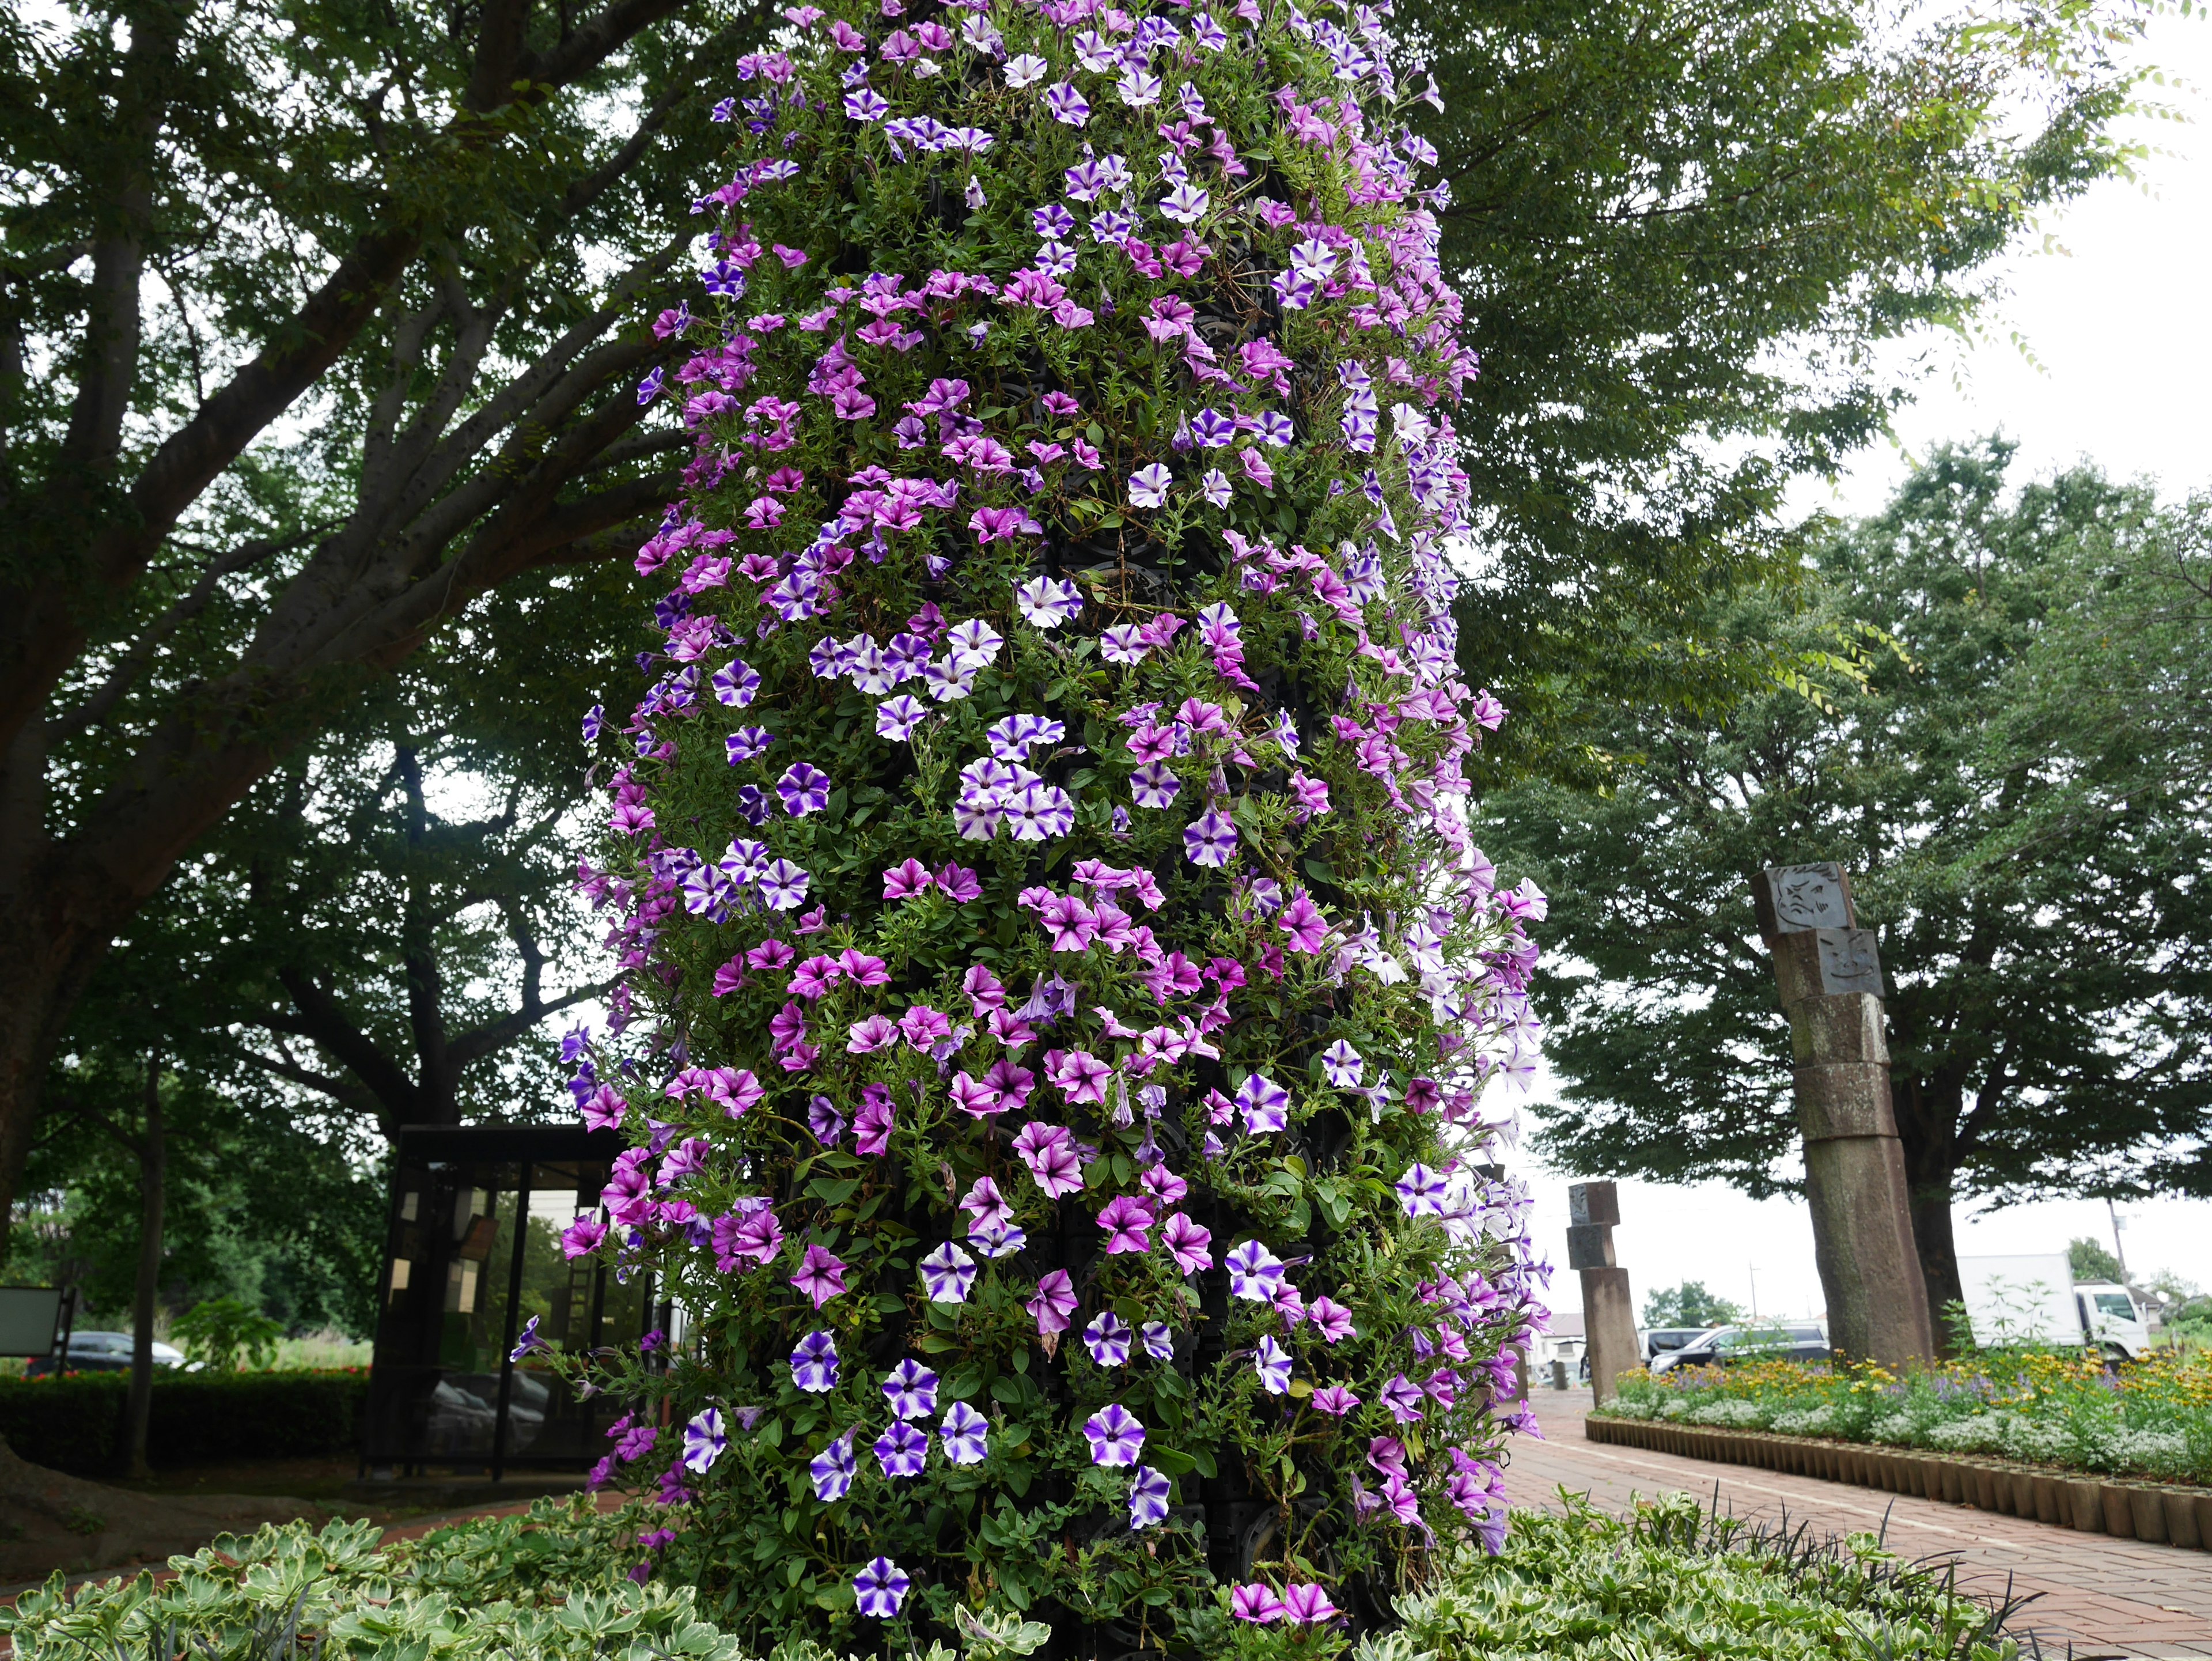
[24,1330,193,1376]
[1647,1322,1830,1376]
[1641,1327,1711,1364]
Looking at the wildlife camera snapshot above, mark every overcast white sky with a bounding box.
[1505,9,2212,1323]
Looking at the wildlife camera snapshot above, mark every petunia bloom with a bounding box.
[789,1243,849,1309]
[920,1239,979,1302]
[853,1557,910,1619]
[681,1407,727,1473]
[1230,1584,1286,1624]
[939,1401,990,1464]
[1128,1465,1172,1530]
[1084,1403,1146,1467]
[790,1329,840,1392]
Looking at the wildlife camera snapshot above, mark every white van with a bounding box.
[1956,1254,2152,1361]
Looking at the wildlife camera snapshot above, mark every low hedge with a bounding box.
[1,1490,2035,1661]
[0,1368,369,1474]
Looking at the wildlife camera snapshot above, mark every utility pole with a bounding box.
[2108,1198,2129,1280]
[1751,863,1934,1368]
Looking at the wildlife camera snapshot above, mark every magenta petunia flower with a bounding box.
[1051,1047,1113,1104]
[959,1175,1013,1232]
[1097,1193,1155,1254]
[1306,1296,1357,1344]
[1282,1584,1341,1625]
[882,857,934,899]
[1017,1124,1085,1198]
[789,1243,849,1310]
[1084,1403,1146,1467]
[1229,1584,1285,1624]
[1310,1384,1359,1417]
[1161,1211,1213,1274]
[1277,888,1330,953]
[1028,1267,1078,1334]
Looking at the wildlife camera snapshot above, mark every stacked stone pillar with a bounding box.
[1565,1181,1641,1405]
[1751,863,1934,1368]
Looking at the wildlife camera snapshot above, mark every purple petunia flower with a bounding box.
[876,694,928,739]
[1084,1403,1146,1467]
[1045,81,1090,124]
[1129,760,1180,809]
[1379,1372,1426,1422]
[1142,1320,1174,1361]
[757,858,812,910]
[1128,464,1173,508]
[1128,1465,1172,1530]
[854,1557,910,1619]
[681,1407,727,1473]
[776,762,832,815]
[790,1329,840,1392]
[1320,1039,1364,1088]
[1253,1334,1293,1394]
[713,659,761,707]
[1159,181,1210,222]
[510,1315,550,1362]
[810,1432,857,1499]
[1395,1163,1449,1217]
[1311,1384,1360,1416]
[1014,575,1084,628]
[939,1401,990,1465]
[1183,808,1238,867]
[874,1421,929,1478]
[1225,1239,1285,1301]
[919,1239,978,1302]
[1084,1310,1133,1367]
[882,1359,939,1420]
[1097,1193,1154,1254]
[726,726,774,763]
[1237,1073,1291,1134]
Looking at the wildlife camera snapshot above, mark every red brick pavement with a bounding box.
[1505,1390,2212,1659]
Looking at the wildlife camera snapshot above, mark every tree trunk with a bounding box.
[1891,1070,1967,1353]
[126,1056,165,1481]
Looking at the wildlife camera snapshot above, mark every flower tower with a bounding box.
[560,0,1549,1648]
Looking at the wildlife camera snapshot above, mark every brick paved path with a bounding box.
[1505,1390,2212,1659]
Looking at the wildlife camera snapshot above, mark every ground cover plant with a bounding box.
[0,1493,2040,1661]
[543,0,1549,1650]
[1599,1347,2212,1485]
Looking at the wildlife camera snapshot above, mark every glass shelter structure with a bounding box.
[363,1123,666,1478]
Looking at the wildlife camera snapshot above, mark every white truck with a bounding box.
[1955,1253,2152,1361]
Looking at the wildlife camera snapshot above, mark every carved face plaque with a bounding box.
[1815,928,1884,997]
[1771,863,1851,930]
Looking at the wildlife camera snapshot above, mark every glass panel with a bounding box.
[2093,1293,2135,1319]
[502,1162,608,1461]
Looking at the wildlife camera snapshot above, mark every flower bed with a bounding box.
[1598,1349,2212,1485]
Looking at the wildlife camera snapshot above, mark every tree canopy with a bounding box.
[1480,441,2212,1323]
[1642,1281,1744,1328]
